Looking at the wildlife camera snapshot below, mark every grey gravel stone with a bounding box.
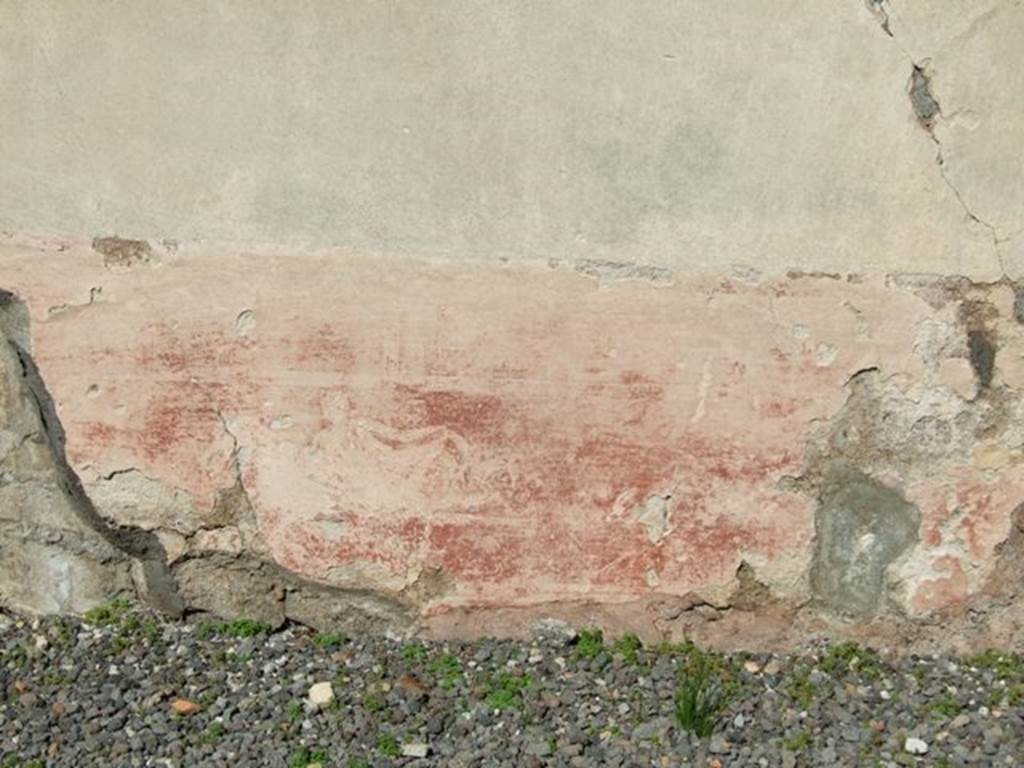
[1,609,1022,766]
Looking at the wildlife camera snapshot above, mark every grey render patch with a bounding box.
[810,465,920,618]
[574,259,673,285]
[0,289,30,352]
[909,66,940,132]
[1013,287,1024,324]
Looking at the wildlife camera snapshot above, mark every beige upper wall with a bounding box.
[1,0,1021,277]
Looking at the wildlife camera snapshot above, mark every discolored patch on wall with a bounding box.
[810,464,920,617]
[91,236,153,269]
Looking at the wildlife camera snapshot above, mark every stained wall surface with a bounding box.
[1,0,1023,650]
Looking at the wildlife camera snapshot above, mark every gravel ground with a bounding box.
[1,603,1023,767]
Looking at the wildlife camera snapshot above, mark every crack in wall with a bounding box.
[865,0,894,37]
[865,6,1009,277]
[908,65,1005,275]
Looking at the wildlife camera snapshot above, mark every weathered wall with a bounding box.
[1,1,1023,651]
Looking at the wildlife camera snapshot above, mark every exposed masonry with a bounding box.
[783,275,1024,621]
[0,289,424,634]
[3,302,182,616]
[908,66,940,132]
[632,493,673,545]
[809,465,920,618]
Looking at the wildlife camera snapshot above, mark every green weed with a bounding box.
[427,653,463,690]
[612,633,643,665]
[485,672,535,711]
[575,627,604,660]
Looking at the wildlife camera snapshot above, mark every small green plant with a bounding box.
[575,627,604,660]
[612,633,643,665]
[2,644,29,671]
[1007,683,1024,706]
[485,672,535,710]
[289,746,330,768]
[427,653,463,690]
[142,620,163,645]
[3,760,45,768]
[377,732,401,758]
[784,730,812,751]
[786,666,816,709]
[42,669,71,687]
[224,619,271,638]
[820,641,883,680]
[362,692,383,712]
[83,597,133,627]
[288,701,305,722]
[83,598,166,653]
[674,649,732,738]
[401,643,429,662]
[928,694,962,720]
[347,760,370,768]
[53,617,77,647]
[314,632,347,650]
[968,649,1024,680]
[201,721,225,744]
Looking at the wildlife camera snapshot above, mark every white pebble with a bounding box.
[402,743,429,758]
[307,681,335,707]
[904,737,929,755]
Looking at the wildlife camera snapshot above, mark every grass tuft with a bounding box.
[673,642,737,737]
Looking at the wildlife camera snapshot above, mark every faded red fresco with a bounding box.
[3,238,1019,616]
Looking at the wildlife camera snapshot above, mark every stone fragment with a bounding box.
[950,713,970,729]
[533,618,577,646]
[904,737,928,755]
[401,742,429,758]
[308,681,335,708]
[709,735,730,754]
[170,698,200,716]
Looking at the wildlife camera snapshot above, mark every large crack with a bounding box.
[866,3,1009,277]
[909,66,1005,275]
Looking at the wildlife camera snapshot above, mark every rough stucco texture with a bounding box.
[1,0,1024,650]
